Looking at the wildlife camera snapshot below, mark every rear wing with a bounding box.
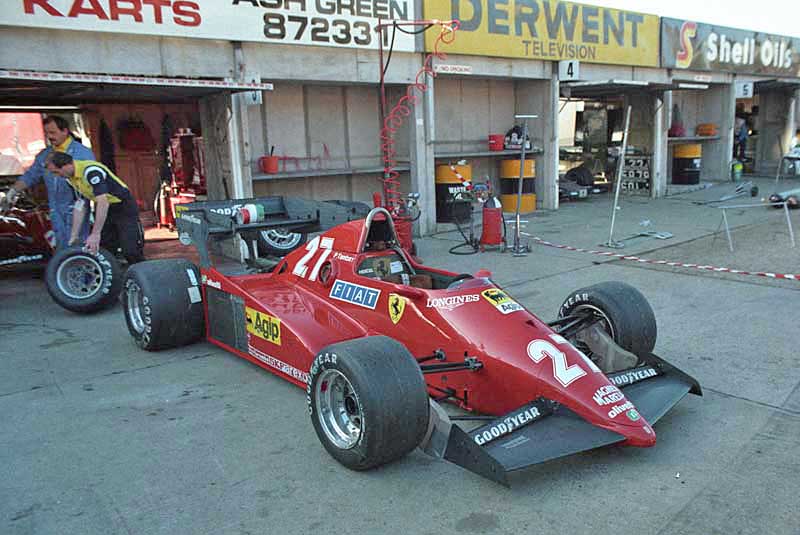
[175,196,370,267]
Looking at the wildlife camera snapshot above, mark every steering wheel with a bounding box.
[446,273,474,290]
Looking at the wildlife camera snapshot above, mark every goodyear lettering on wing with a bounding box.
[481,288,523,315]
[609,366,658,387]
[471,402,548,446]
[329,280,380,309]
[246,306,281,345]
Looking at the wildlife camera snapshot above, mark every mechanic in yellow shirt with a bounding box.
[47,152,144,264]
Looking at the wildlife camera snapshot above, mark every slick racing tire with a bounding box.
[558,281,657,358]
[256,228,307,257]
[122,259,205,351]
[307,336,429,471]
[45,246,122,313]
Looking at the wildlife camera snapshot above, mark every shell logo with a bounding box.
[676,21,698,69]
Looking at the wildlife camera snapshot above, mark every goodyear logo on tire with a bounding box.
[481,288,523,315]
[246,306,281,346]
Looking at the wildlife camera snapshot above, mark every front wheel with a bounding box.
[558,281,657,360]
[45,246,122,313]
[307,336,429,471]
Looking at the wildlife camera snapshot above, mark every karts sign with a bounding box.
[423,0,659,67]
[2,0,416,51]
[662,18,800,77]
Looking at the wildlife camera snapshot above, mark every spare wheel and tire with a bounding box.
[45,246,122,313]
[122,259,205,351]
[257,228,307,257]
[307,336,429,471]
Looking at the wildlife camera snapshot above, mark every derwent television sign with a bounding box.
[424,0,660,67]
[662,18,800,77]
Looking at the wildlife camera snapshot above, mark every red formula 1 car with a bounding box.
[121,197,701,485]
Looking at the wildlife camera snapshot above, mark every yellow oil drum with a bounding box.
[672,144,702,185]
[435,164,472,184]
[500,193,537,213]
[499,159,535,178]
[499,159,536,213]
[435,163,472,222]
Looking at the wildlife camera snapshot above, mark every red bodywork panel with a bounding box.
[0,204,54,266]
[200,218,656,448]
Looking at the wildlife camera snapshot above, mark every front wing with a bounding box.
[422,354,702,486]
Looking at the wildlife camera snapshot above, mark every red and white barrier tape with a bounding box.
[449,163,472,190]
[532,237,799,281]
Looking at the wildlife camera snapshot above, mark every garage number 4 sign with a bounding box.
[559,60,580,81]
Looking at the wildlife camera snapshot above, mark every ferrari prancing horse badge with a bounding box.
[388,293,406,324]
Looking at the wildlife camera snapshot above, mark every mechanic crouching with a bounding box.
[46,152,145,264]
[1,116,93,248]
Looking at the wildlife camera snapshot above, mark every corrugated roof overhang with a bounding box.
[754,79,800,94]
[0,70,273,106]
[560,80,676,99]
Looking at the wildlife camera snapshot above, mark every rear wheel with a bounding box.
[122,259,205,350]
[45,246,122,313]
[558,281,657,359]
[307,336,429,471]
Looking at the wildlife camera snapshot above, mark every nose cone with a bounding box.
[620,417,657,447]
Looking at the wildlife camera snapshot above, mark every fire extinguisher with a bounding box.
[479,196,505,252]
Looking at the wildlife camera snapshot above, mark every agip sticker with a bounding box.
[246,307,281,346]
[481,289,523,315]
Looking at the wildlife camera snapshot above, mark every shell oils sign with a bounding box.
[424,0,659,67]
[662,18,800,77]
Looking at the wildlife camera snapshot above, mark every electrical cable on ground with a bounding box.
[448,211,479,255]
